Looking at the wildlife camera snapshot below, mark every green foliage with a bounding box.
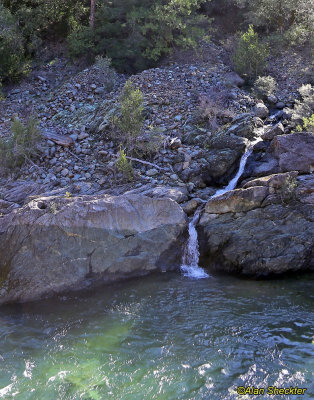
[0,0,88,80]
[68,0,208,72]
[93,56,117,92]
[115,148,133,181]
[116,80,144,149]
[228,0,313,46]
[296,114,314,133]
[232,25,269,81]
[292,84,314,126]
[0,116,41,171]
[0,4,28,82]
[253,75,277,99]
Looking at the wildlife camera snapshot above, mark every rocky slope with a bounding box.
[0,42,313,304]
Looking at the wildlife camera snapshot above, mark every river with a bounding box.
[0,272,313,399]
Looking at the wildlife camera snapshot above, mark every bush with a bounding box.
[116,80,144,150]
[232,25,269,81]
[0,5,28,82]
[296,114,314,133]
[196,88,235,131]
[253,76,277,99]
[93,56,117,92]
[115,148,133,181]
[292,84,314,125]
[0,117,41,171]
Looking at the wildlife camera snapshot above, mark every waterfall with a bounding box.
[181,138,261,279]
[211,139,260,198]
[181,209,209,279]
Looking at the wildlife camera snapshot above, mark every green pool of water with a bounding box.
[0,272,313,399]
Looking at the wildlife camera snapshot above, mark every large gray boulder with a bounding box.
[244,132,314,178]
[198,173,314,276]
[272,132,314,173]
[0,194,187,305]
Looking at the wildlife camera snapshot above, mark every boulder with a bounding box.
[272,132,314,173]
[201,132,248,184]
[205,186,269,214]
[244,132,314,178]
[198,174,314,276]
[255,103,269,119]
[226,113,264,140]
[261,122,284,141]
[0,195,187,305]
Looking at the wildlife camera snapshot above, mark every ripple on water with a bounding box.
[0,273,313,399]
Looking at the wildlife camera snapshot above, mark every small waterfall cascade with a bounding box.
[181,138,261,279]
[211,138,261,199]
[181,209,209,279]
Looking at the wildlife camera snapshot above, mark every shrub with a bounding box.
[232,25,269,81]
[292,84,314,125]
[195,88,235,131]
[115,148,133,181]
[0,4,28,82]
[296,114,314,133]
[116,80,144,150]
[67,26,94,59]
[0,116,41,171]
[253,76,277,99]
[93,56,117,92]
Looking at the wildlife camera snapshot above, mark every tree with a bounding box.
[90,0,95,29]
[232,25,269,81]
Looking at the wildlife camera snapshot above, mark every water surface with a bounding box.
[0,272,313,399]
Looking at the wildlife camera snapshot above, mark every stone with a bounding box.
[205,186,269,214]
[61,168,69,177]
[267,94,278,104]
[272,132,314,173]
[255,103,269,119]
[261,122,284,141]
[146,168,159,177]
[242,171,298,193]
[198,174,314,276]
[0,195,187,305]
[226,114,262,140]
[275,102,285,109]
[182,199,199,216]
[169,137,182,150]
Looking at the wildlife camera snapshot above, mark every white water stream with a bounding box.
[181,139,261,279]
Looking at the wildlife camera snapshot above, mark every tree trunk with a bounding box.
[90,0,95,29]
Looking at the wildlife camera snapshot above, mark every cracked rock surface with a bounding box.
[0,194,187,305]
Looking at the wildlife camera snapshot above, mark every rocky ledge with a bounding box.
[198,172,314,276]
[0,195,187,305]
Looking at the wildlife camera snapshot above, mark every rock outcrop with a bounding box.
[0,194,187,305]
[244,132,314,178]
[198,173,314,276]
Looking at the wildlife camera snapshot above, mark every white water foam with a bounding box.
[181,210,209,279]
[211,138,261,198]
[181,138,261,279]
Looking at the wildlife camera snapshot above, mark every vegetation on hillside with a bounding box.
[0,0,312,81]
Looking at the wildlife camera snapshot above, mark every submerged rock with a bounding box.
[0,195,187,305]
